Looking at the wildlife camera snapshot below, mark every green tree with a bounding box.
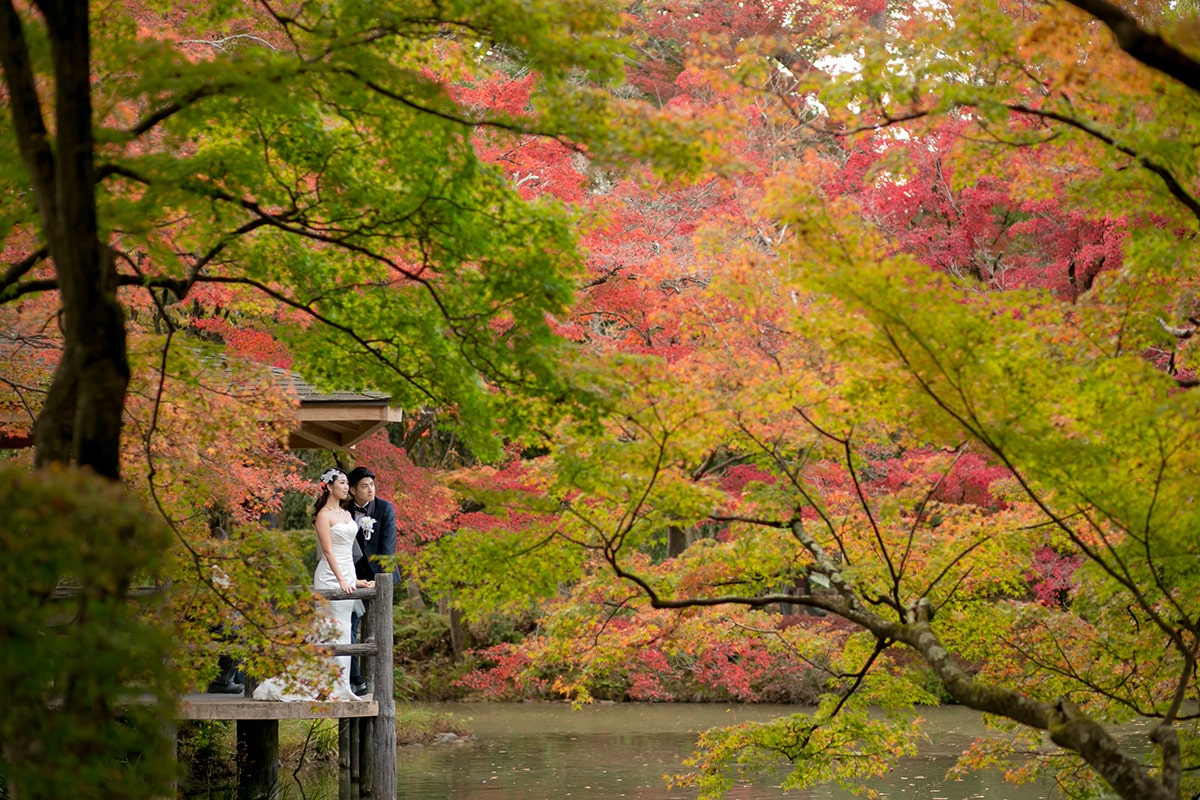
[0,464,179,800]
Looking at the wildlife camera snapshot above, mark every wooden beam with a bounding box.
[346,421,389,443]
[288,427,351,450]
[295,405,403,423]
[288,420,394,451]
[178,695,378,720]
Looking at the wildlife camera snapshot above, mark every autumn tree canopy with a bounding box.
[5,0,1200,799]
[417,2,1200,800]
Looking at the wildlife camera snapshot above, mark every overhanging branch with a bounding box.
[0,0,57,234]
[1008,103,1200,225]
[0,246,48,301]
[1063,0,1200,92]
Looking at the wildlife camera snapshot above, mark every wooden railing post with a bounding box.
[370,572,396,799]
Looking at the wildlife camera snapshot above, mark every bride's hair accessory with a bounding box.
[319,468,345,486]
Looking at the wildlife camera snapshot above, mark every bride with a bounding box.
[253,468,374,701]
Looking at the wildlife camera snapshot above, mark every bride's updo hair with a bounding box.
[313,467,348,519]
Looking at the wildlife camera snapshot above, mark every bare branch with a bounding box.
[0,245,48,301]
[182,274,443,406]
[1157,317,1195,339]
[179,34,281,52]
[330,66,587,155]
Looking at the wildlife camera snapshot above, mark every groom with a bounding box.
[346,465,397,696]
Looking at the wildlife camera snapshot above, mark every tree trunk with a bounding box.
[667,525,687,558]
[884,614,1178,800]
[406,577,427,611]
[2,0,129,479]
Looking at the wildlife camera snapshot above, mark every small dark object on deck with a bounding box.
[208,653,245,694]
[207,677,246,695]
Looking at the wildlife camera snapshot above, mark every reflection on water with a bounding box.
[398,703,1055,800]
[294,703,1056,800]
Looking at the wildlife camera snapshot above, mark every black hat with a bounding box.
[347,466,375,487]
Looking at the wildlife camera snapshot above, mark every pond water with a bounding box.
[368,702,1057,800]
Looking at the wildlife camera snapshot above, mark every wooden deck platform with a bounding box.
[179,693,379,720]
[178,576,398,800]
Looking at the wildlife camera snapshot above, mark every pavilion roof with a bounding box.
[273,369,404,450]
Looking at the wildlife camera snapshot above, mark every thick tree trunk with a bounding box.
[1,0,129,479]
[33,353,79,465]
[881,613,1179,800]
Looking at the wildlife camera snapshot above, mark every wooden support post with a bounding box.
[350,713,361,797]
[236,719,279,800]
[371,573,397,800]
[339,719,352,800]
[360,715,375,797]
[163,719,178,799]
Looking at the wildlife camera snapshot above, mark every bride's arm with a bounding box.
[316,512,357,594]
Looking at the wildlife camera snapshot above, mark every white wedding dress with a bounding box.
[253,520,360,701]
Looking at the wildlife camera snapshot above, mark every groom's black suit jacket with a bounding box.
[352,498,397,581]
